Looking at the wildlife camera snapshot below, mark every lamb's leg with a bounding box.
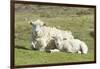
[78,51,82,54]
[49,49,60,53]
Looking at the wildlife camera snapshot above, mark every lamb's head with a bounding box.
[29,19,46,37]
[53,35,63,47]
[63,31,74,39]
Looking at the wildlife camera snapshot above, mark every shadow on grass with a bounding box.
[15,45,31,50]
[15,45,39,52]
[15,45,57,53]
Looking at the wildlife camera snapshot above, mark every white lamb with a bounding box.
[29,19,74,51]
[53,35,88,54]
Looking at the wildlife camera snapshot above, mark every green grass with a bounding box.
[15,49,94,65]
[15,4,95,66]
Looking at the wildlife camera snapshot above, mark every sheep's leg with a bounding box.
[39,46,46,51]
[39,41,47,51]
[31,41,37,50]
[31,34,37,50]
[31,42,35,48]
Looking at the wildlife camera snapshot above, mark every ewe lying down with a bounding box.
[29,19,88,54]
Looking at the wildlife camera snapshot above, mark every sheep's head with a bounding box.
[29,19,46,37]
[30,19,45,26]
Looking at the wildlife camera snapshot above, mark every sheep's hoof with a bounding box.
[31,46,37,50]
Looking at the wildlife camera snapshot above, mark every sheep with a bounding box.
[52,35,88,54]
[29,19,74,51]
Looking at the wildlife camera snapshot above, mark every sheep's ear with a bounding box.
[29,21,33,25]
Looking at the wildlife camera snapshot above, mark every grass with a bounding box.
[15,4,95,66]
[15,49,94,65]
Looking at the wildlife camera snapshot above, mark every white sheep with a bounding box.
[29,19,74,51]
[53,35,88,54]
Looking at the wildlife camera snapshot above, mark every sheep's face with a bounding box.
[32,24,42,37]
[30,19,46,37]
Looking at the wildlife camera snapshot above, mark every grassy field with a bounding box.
[15,4,95,65]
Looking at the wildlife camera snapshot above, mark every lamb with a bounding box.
[52,35,88,54]
[29,19,74,51]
